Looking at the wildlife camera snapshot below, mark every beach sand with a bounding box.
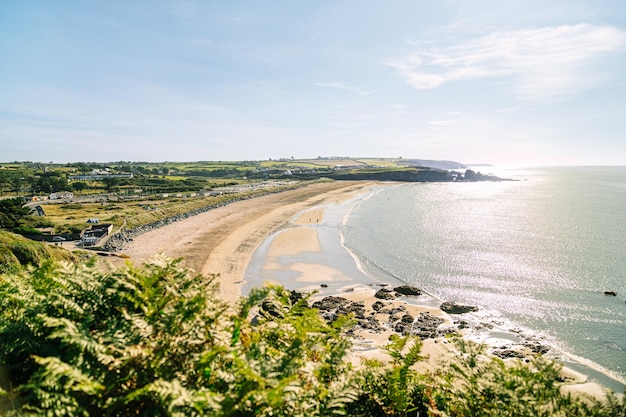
[106,181,371,303]
[105,179,608,398]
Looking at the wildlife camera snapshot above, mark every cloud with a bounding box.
[389,24,626,99]
[314,82,375,96]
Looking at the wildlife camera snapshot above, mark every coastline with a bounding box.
[242,184,615,398]
[106,180,615,398]
[105,181,374,303]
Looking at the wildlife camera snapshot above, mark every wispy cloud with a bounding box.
[315,82,375,96]
[389,24,626,99]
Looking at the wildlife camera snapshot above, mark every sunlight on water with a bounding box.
[343,166,626,385]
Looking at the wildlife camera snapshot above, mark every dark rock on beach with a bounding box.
[375,288,397,300]
[492,349,527,360]
[312,296,372,327]
[440,301,479,314]
[411,312,445,339]
[311,295,451,338]
[372,301,387,312]
[523,342,550,355]
[387,310,446,339]
[393,285,422,296]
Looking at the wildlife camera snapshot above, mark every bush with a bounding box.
[11,226,43,236]
[27,217,55,228]
[0,230,75,272]
[56,223,84,234]
[0,257,359,416]
[0,257,623,416]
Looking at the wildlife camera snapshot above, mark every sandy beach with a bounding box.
[106,179,608,398]
[107,181,372,303]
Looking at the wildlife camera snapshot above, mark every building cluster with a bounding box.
[68,169,133,181]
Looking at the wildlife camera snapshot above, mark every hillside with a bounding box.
[0,230,77,273]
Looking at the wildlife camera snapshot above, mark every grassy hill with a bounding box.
[0,230,77,273]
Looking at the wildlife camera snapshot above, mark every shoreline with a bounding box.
[242,185,619,398]
[105,180,619,398]
[105,181,374,303]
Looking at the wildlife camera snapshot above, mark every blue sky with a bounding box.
[1,1,625,165]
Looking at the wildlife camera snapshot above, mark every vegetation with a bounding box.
[0,198,33,230]
[0,230,77,274]
[0,257,623,416]
[0,159,410,199]
[0,158,467,240]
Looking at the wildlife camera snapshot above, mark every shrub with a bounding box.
[0,257,359,416]
[0,256,623,416]
[11,226,43,236]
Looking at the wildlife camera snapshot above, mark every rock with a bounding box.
[394,320,413,335]
[455,319,470,329]
[492,349,526,360]
[312,296,382,331]
[440,301,479,314]
[407,312,445,340]
[375,288,397,300]
[523,342,550,355]
[400,313,415,324]
[372,301,387,312]
[312,296,351,322]
[347,302,367,319]
[312,296,350,311]
[393,285,422,296]
[415,312,444,327]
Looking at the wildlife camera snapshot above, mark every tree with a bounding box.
[71,181,88,194]
[0,198,32,230]
[35,173,69,194]
[101,177,120,191]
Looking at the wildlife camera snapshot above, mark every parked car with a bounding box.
[52,236,66,242]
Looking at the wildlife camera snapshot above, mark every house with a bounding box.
[49,191,73,199]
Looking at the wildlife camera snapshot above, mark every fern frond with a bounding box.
[31,356,104,395]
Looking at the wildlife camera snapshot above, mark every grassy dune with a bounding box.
[0,230,77,273]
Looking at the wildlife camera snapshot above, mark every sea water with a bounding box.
[245,166,626,391]
[340,166,626,390]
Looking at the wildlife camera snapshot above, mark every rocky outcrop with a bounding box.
[393,285,422,296]
[328,168,456,183]
[410,313,446,339]
[324,167,510,183]
[374,288,397,300]
[462,169,503,182]
[312,296,370,324]
[312,296,451,340]
[440,301,479,314]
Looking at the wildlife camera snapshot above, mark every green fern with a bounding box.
[2,257,623,417]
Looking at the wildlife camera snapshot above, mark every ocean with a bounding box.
[245,166,626,391]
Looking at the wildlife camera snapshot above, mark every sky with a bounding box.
[1,1,626,165]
